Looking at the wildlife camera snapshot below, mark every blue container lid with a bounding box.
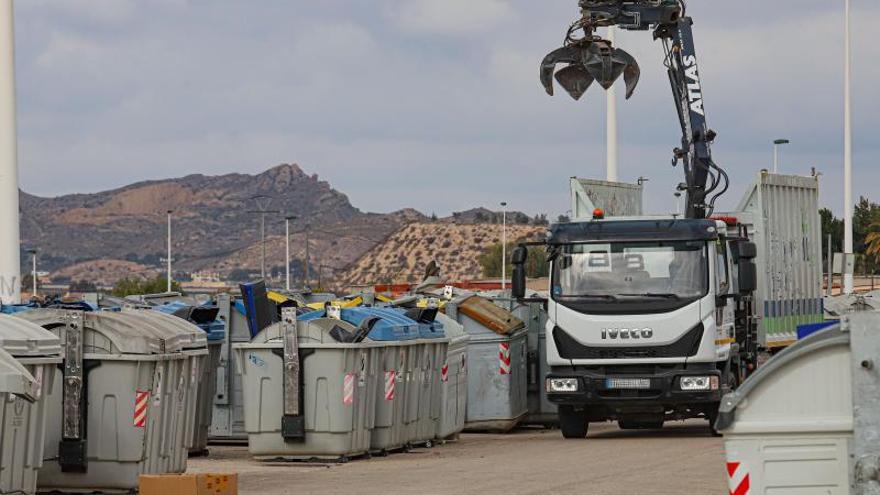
[154,301,226,341]
[389,307,445,339]
[299,307,419,341]
[198,320,226,341]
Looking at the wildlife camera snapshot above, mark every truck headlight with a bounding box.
[546,378,579,393]
[679,376,719,391]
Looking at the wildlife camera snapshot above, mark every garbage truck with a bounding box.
[511,0,824,438]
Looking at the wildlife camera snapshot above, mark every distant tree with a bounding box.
[111,275,181,297]
[69,280,97,292]
[557,214,571,223]
[532,213,549,226]
[21,273,36,293]
[227,268,253,282]
[430,212,438,222]
[819,208,843,264]
[479,243,549,279]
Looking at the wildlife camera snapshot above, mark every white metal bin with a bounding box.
[15,309,194,493]
[435,313,469,440]
[234,316,382,460]
[0,314,60,495]
[716,320,858,494]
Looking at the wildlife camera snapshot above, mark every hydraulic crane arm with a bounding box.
[541,0,728,219]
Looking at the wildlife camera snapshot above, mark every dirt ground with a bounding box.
[188,421,727,495]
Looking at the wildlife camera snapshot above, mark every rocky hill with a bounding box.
[21,164,424,284]
[344,222,546,285]
[21,164,548,287]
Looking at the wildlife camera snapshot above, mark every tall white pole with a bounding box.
[166,210,172,293]
[285,217,291,292]
[843,0,854,295]
[606,26,618,182]
[0,0,19,304]
[501,202,507,291]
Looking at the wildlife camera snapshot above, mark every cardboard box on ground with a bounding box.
[140,473,238,495]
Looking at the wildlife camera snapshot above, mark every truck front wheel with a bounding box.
[558,406,589,439]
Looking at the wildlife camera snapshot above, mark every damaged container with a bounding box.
[447,295,528,432]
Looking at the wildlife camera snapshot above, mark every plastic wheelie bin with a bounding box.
[235,310,383,460]
[0,314,61,495]
[300,307,422,452]
[435,313,469,441]
[14,309,197,493]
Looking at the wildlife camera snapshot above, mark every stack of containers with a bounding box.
[235,313,384,460]
[446,295,528,432]
[127,309,210,461]
[0,314,62,495]
[15,309,198,493]
[299,307,421,454]
[434,312,469,441]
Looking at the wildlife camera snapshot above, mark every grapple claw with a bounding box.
[540,38,640,100]
[615,48,641,99]
[554,65,594,100]
[540,46,581,96]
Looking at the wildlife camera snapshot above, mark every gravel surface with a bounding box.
[188,420,727,494]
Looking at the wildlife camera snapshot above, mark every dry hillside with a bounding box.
[345,222,545,284]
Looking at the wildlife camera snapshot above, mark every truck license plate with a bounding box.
[605,377,651,390]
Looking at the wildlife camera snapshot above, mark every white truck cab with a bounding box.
[512,216,756,438]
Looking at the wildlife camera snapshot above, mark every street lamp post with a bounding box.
[166,210,172,293]
[284,215,298,292]
[26,248,36,298]
[501,202,508,291]
[248,196,279,283]
[772,139,790,174]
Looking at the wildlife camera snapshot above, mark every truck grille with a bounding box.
[553,324,704,360]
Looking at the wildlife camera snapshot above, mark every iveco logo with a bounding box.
[601,328,654,340]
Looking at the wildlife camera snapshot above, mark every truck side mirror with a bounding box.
[511,246,528,299]
[737,241,758,294]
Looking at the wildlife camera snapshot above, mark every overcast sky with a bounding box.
[13,0,879,218]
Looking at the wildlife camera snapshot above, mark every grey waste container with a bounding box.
[491,297,557,426]
[210,294,251,442]
[435,313,469,441]
[448,295,528,432]
[125,309,211,458]
[715,322,855,494]
[15,309,194,493]
[0,314,60,495]
[234,314,382,460]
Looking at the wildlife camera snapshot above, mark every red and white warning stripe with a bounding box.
[343,373,355,406]
[133,390,150,428]
[726,461,750,495]
[441,362,449,382]
[384,371,396,401]
[499,342,511,375]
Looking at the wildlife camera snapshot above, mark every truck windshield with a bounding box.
[552,240,709,300]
